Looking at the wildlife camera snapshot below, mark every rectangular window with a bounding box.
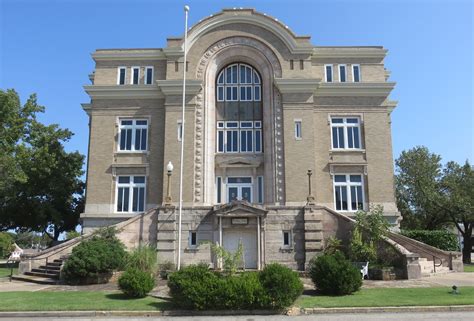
[294,120,302,139]
[325,64,333,82]
[131,67,140,85]
[300,59,304,70]
[352,64,361,82]
[333,174,364,212]
[216,176,222,203]
[330,117,361,150]
[177,121,183,141]
[257,176,264,204]
[116,176,146,213]
[189,231,197,247]
[290,60,294,70]
[117,67,126,85]
[283,231,291,247]
[339,65,347,82]
[145,66,153,85]
[118,119,148,151]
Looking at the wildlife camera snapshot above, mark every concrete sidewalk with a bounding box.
[0,279,52,292]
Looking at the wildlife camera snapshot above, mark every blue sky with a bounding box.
[1,0,473,170]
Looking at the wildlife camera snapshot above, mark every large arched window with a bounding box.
[216,63,262,153]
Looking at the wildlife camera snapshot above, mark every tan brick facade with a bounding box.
[81,8,401,269]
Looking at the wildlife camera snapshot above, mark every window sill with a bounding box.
[279,247,294,253]
[184,247,199,252]
[330,149,365,153]
[116,151,149,154]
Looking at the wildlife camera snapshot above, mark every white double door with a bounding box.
[223,229,257,269]
[227,177,252,203]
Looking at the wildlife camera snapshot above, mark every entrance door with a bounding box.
[223,229,257,269]
[227,177,252,203]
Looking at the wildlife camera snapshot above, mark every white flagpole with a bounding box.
[177,4,189,271]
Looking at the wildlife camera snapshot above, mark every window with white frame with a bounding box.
[145,66,154,85]
[216,63,263,154]
[339,64,347,82]
[334,174,364,211]
[131,67,140,85]
[117,67,126,85]
[352,64,361,82]
[257,176,264,204]
[283,230,292,247]
[216,121,262,153]
[216,176,222,203]
[116,176,146,213]
[294,120,302,139]
[189,231,197,247]
[331,117,362,149]
[118,119,148,151]
[324,64,333,82]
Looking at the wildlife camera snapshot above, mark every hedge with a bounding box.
[401,230,459,251]
[167,263,302,310]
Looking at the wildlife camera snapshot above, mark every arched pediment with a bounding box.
[168,8,313,55]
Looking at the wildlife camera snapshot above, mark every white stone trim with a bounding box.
[84,85,163,99]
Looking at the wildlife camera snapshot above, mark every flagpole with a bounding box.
[177,5,189,271]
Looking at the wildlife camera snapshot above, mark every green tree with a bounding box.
[441,161,473,264]
[0,232,15,258]
[0,89,85,241]
[395,146,473,263]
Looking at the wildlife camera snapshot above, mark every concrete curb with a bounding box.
[0,305,473,318]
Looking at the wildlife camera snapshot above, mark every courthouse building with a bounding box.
[81,8,401,269]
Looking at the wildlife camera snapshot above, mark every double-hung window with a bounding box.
[352,64,361,82]
[131,67,140,85]
[331,117,362,149]
[324,64,333,82]
[116,176,146,213]
[334,174,364,211]
[117,67,126,85]
[294,120,302,139]
[339,64,347,82]
[118,119,148,151]
[145,66,154,85]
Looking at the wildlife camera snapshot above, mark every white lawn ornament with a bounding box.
[8,243,23,262]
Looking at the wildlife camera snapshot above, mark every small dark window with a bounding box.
[132,68,139,84]
[290,60,294,70]
[283,231,291,246]
[118,68,126,85]
[189,231,197,246]
[325,65,333,82]
[145,67,153,85]
[353,65,360,82]
[300,60,304,70]
[339,65,346,82]
[175,61,179,72]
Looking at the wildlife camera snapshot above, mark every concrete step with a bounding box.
[25,271,60,279]
[39,265,61,271]
[11,274,58,285]
[31,268,60,276]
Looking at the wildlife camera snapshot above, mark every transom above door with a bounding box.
[227,177,252,203]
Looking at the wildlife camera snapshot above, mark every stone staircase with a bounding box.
[12,259,63,285]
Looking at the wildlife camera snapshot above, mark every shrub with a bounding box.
[168,263,300,310]
[309,252,362,295]
[0,232,14,258]
[126,245,158,275]
[401,230,459,251]
[62,228,127,284]
[168,264,221,310]
[259,263,303,309]
[118,268,155,298]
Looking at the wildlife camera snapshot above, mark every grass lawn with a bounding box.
[0,291,171,311]
[0,263,18,278]
[296,287,474,308]
[464,264,474,272]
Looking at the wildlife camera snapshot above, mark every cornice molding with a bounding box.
[83,85,163,99]
[156,79,202,96]
[92,50,166,61]
[274,78,320,93]
[315,82,396,97]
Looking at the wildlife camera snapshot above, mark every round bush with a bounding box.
[62,233,126,284]
[118,268,155,298]
[167,264,221,310]
[309,252,362,295]
[259,263,303,309]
